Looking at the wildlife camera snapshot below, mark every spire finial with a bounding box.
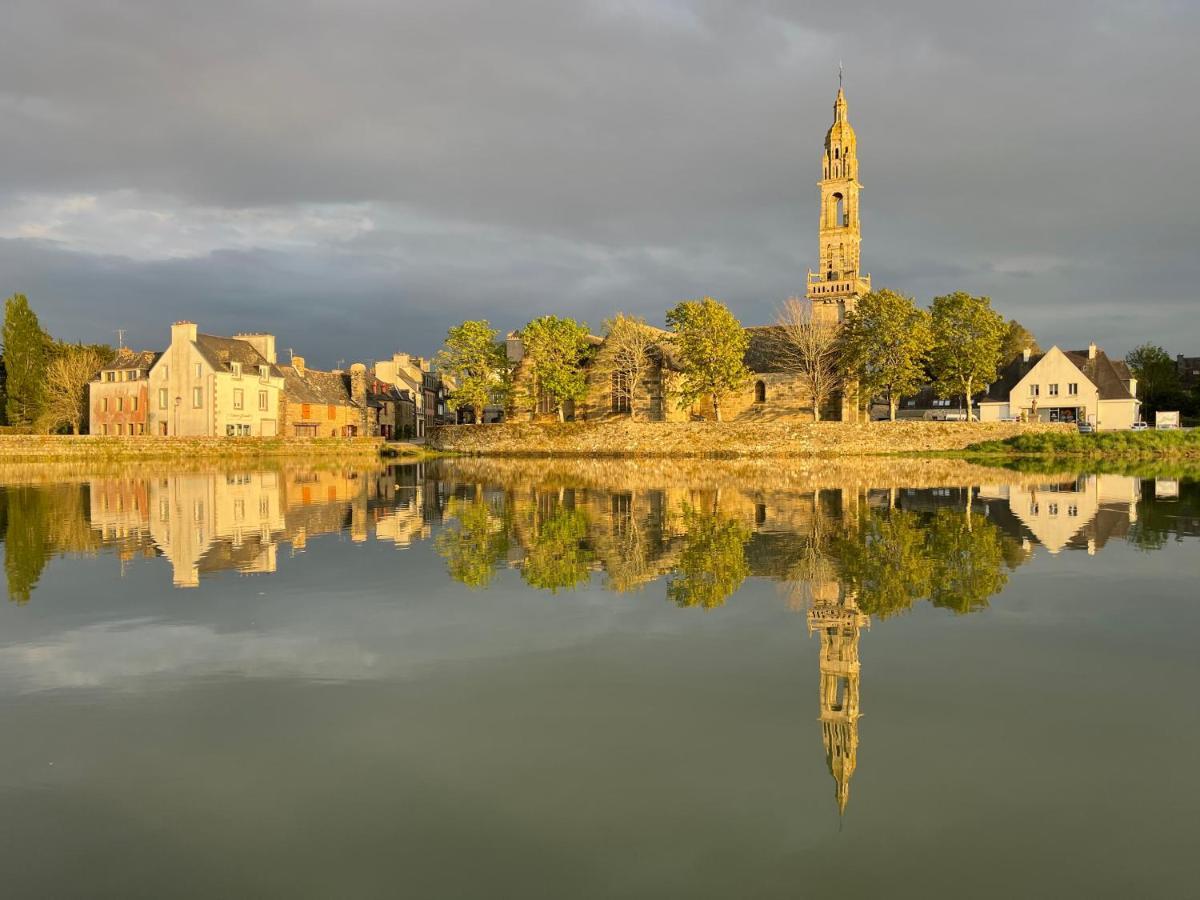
[839,60,843,89]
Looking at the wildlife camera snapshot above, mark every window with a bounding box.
[233,388,244,410]
[232,362,242,378]
[131,395,139,412]
[102,397,109,412]
[301,403,311,419]
[117,396,124,412]
[159,388,168,409]
[259,365,269,382]
[195,363,202,379]
[1030,502,1039,515]
[537,391,554,416]
[328,404,336,420]
[1067,505,1078,517]
[1068,383,1079,396]
[227,424,235,436]
[611,372,631,413]
[129,371,139,381]
[160,422,168,436]
[754,380,766,404]
[1029,384,1040,397]
[105,371,115,382]
[117,423,125,436]
[136,423,144,435]
[1048,383,1059,396]
[193,386,203,408]
[1048,503,1059,517]
[259,391,268,411]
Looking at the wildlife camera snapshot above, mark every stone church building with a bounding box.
[509,84,869,424]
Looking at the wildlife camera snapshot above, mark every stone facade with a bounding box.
[88,349,160,435]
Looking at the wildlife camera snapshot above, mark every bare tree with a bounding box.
[773,297,842,422]
[591,313,660,420]
[40,346,110,434]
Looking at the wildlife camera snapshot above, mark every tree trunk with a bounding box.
[713,394,722,423]
[473,403,482,425]
[889,397,897,421]
[964,378,973,422]
[557,404,565,423]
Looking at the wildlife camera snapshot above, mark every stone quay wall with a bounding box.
[0,435,386,463]
[429,420,1072,458]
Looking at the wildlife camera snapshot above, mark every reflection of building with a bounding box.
[979,475,1139,554]
[807,581,868,816]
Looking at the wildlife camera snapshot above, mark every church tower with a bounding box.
[806,82,871,324]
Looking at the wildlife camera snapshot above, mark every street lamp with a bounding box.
[174,395,181,436]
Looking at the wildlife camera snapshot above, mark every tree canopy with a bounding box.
[665,297,750,422]
[521,316,593,421]
[929,292,1007,421]
[1125,343,1184,418]
[3,294,48,428]
[839,289,932,421]
[436,320,509,423]
[591,313,660,420]
[999,318,1042,364]
[666,502,750,609]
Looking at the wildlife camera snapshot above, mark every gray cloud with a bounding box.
[1,0,1198,359]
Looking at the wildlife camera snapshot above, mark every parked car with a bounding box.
[1131,421,1150,431]
[1077,422,1095,434]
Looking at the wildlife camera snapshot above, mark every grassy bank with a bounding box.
[964,428,1200,459]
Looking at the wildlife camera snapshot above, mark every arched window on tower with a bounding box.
[755,380,767,404]
[831,192,844,228]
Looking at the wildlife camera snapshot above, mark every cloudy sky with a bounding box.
[2,0,1198,365]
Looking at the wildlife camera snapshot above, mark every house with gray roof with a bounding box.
[978,343,1140,430]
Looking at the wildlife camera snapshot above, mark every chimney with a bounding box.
[1129,377,1137,398]
[506,332,524,363]
[1088,341,1097,360]
[350,362,368,407]
[172,321,198,345]
[292,355,306,376]
[235,333,277,364]
[1022,346,1031,363]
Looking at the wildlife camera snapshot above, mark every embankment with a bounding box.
[0,435,390,463]
[428,420,1070,458]
[966,428,1200,459]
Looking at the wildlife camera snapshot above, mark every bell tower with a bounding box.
[806,79,871,324]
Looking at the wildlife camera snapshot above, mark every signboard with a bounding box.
[1156,410,1181,429]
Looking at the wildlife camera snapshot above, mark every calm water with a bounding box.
[0,458,1197,899]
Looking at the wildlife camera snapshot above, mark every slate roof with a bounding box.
[278,365,357,406]
[194,333,283,377]
[111,349,161,371]
[981,347,1135,403]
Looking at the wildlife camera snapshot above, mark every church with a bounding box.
[508,84,870,424]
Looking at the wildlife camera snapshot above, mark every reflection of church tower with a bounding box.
[807,581,868,815]
[806,80,871,325]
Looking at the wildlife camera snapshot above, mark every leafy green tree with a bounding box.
[832,508,933,619]
[0,355,8,426]
[665,297,750,422]
[666,503,750,609]
[999,318,1042,364]
[1125,344,1183,419]
[3,486,50,603]
[521,316,593,421]
[929,292,1007,421]
[839,289,932,421]
[521,502,593,592]
[3,294,48,428]
[436,320,510,424]
[435,491,511,588]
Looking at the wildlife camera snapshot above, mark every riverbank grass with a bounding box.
[966,428,1200,458]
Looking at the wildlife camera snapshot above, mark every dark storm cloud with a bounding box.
[1,0,1197,358]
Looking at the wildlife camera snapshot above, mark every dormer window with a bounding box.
[259,365,269,382]
[232,362,242,378]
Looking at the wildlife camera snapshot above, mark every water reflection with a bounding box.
[1,460,1197,817]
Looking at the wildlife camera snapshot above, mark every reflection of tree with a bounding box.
[436,491,510,589]
[833,503,1026,619]
[927,509,1020,615]
[666,503,750,609]
[1,484,99,603]
[834,508,933,619]
[521,503,594,593]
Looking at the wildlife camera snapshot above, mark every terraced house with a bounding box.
[147,322,285,436]
[278,356,368,437]
[88,349,160,435]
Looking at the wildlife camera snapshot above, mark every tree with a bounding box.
[1125,344,1182,418]
[521,501,593,592]
[666,502,750,609]
[926,508,1020,615]
[772,296,842,421]
[839,289,932,421]
[3,294,48,428]
[832,508,933,619]
[590,313,660,420]
[436,320,509,424]
[40,344,113,434]
[665,297,750,422]
[999,318,1042,364]
[520,316,593,421]
[929,292,1007,421]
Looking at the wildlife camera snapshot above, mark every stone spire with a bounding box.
[806,83,871,324]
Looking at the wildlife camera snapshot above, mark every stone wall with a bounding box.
[0,435,385,462]
[429,419,1072,457]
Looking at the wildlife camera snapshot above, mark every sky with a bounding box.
[2,0,1198,367]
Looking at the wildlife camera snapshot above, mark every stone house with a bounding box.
[88,349,160,435]
[373,353,447,438]
[146,322,285,436]
[978,344,1140,430]
[277,356,370,437]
